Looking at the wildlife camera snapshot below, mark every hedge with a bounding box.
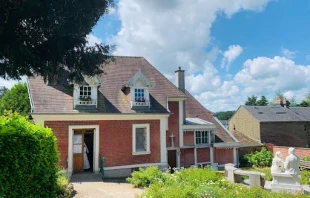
[0,112,59,197]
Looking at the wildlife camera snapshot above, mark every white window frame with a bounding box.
[132,124,151,155]
[79,85,92,99]
[195,130,209,145]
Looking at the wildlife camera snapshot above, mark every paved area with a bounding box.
[69,173,144,198]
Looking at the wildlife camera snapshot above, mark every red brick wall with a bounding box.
[271,146,310,159]
[45,120,161,168]
[260,122,310,147]
[214,148,234,164]
[45,121,99,168]
[167,101,179,147]
[183,131,194,146]
[99,120,160,167]
[197,148,210,163]
[180,148,194,167]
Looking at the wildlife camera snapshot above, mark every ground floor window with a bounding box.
[132,124,150,155]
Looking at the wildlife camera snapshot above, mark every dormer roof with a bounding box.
[124,68,155,88]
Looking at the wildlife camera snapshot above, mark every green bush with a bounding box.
[300,170,310,185]
[56,172,73,198]
[126,166,165,188]
[243,147,273,168]
[0,112,59,197]
[301,156,310,161]
[130,167,308,198]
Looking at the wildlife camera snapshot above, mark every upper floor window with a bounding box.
[195,131,209,144]
[135,88,145,102]
[80,86,91,99]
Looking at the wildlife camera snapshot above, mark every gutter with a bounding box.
[26,77,34,113]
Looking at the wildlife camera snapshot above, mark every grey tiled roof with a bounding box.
[28,56,186,114]
[290,107,310,120]
[242,105,309,122]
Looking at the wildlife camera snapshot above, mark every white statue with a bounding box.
[284,147,300,175]
[271,151,284,173]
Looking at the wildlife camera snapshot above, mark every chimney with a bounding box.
[175,66,186,124]
[175,66,185,93]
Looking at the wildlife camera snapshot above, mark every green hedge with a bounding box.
[0,112,59,197]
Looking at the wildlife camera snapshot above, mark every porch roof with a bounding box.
[182,118,216,131]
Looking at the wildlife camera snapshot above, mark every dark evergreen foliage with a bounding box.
[0,0,114,82]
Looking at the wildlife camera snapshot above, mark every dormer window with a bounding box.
[134,88,145,102]
[124,69,155,110]
[71,75,101,110]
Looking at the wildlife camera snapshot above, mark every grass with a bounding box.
[127,166,310,198]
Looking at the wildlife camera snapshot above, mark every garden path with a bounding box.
[70,173,144,198]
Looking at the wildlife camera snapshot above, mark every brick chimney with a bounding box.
[175,66,186,124]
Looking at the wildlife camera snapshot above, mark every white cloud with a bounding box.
[221,45,243,70]
[86,34,102,46]
[281,47,297,59]
[110,0,279,111]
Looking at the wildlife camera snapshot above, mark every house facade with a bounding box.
[229,105,310,147]
[28,56,240,177]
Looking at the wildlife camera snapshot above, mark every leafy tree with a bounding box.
[256,95,268,106]
[0,83,30,117]
[289,96,298,107]
[1,0,113,83]
[245,95,257,106]
[216,111,235,120]
[0,86,8,99]
[300,100,309,107]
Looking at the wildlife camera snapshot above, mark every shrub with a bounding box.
[243,147,273,168]
[56,173,74,198]
[126,166,165,188]
[247,167,272,181]
[136,167,309,198]
[0,112,59,197]
[301,156,310,162]
[300,170,310,185]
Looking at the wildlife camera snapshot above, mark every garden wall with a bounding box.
[267,144,310,159]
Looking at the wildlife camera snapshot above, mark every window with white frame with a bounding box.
[79,86,91,99]
[195,130,209,144]
[132,124,150,155]
[134,88,145,102]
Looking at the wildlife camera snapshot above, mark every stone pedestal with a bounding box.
[271,172,303,194]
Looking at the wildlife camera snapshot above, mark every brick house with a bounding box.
[229,105,310,147]
[27,56,240,177]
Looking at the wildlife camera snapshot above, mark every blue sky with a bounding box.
[2,0,310,112]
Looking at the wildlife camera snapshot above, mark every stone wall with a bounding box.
[229,106,261,142]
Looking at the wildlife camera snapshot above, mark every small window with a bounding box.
[132,124,150,155]
[80,86,92,99]
[195,131,209,145]
[134,88,145,101]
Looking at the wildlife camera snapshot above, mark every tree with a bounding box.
[0,83,30,117]
[300,100,309,107]
[1,0,114,83]
[256,95,268,106]
[0,86,8,99]
[216,111,235,120]
[245,95,257,106]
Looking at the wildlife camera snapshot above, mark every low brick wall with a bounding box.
[270,145,310,159]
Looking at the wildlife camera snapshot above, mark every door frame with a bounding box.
[68,125,99,173]
[167,148,179,169]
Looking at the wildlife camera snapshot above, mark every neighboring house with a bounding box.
[229,105,310,148]
[27,56,240,177]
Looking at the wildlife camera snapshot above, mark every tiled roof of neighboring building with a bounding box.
[290,107,310,120]
[185,91,237,143]
[242,105,308,122]
[28,56,186,114]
